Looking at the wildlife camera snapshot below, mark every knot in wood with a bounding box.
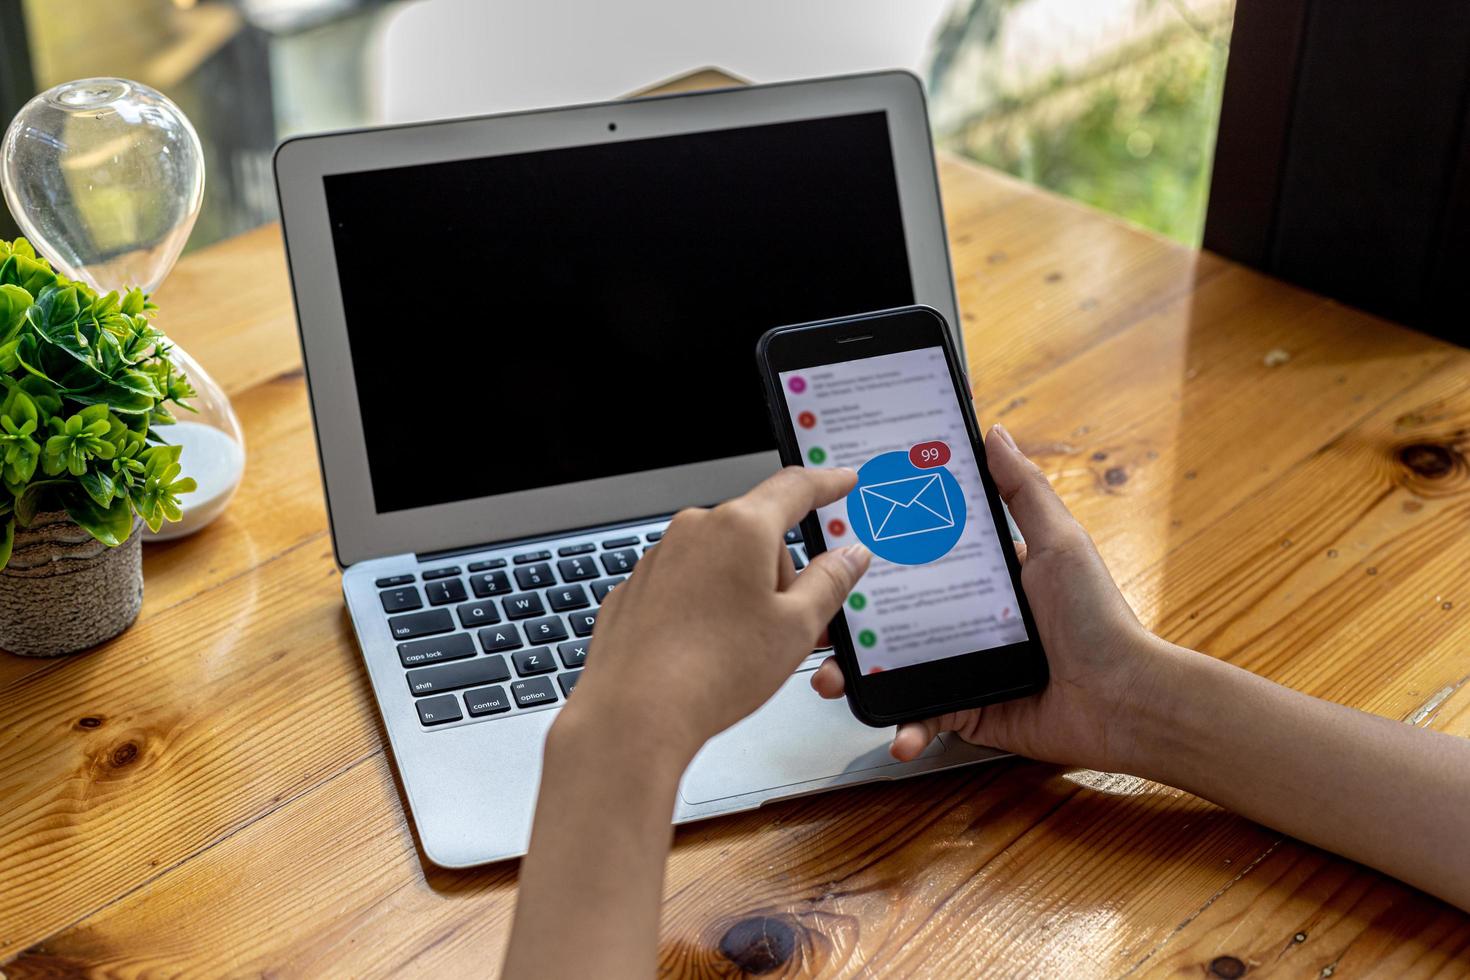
[1209,955,1247,979]
[111,741,140,768]
[1397,443,1456,479]
[718,916,797,975]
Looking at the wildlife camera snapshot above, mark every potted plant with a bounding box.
[0,237,196,657]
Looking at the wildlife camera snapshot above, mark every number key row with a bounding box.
[514,562,555,590]
[470,569,512,597]
[425,578,467,606]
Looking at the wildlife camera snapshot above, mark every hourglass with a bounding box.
[1,78,244,539]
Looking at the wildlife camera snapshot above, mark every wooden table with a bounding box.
[3,151,1469,979]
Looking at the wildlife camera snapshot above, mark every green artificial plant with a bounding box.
[0,237,196,569]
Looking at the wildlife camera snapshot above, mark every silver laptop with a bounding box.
[274,71,1006,868]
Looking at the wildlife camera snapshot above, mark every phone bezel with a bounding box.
[756,305,1048,726]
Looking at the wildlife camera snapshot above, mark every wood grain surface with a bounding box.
[3,107,1469,978]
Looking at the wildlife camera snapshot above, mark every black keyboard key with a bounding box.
[558,670,583,697]
[524,615,569,643]
[547,584,590,612]
[513,646,557,676]
[503,592,546,619]
[556,555,600,582]
[468,558,507,571]
[456,598,501,628]
[425,578,467,606]
[558,639,589,668]
[602,535,639,549]
[601,548,638,575]
[514,563,555,590]
[464,685,512,716]
[398,632,476,667]
[479,624,523,652]
[784,528,802,544]
[416,694,462,726]
[470,569,512,597]
[422,566,461,580]
[569,609,598,637]
[512,677,558,708]
[376,574,414,587]
[557,542,596,556]
[379,586,422,613]
[789,547,806,570]
[645,530,664,542]
[389,608,454,640]
[407,655,511,696]
[590,576,625,603]
[514,550,552,564]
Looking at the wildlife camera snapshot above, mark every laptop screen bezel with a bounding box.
[274,71,962,567]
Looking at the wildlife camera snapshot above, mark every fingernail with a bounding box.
[993,423,1019,451]
[840,542,871,572]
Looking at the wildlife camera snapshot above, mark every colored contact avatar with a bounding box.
[797,411,817,429]
[846,450,966,565]
[827,518,847,537]
[857,629,878,648]
[848,592,867,611]
[808,446,827,464]
[787,375,807,394]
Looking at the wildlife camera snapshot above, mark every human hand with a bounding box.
[812,424,1175,774]
[557,466,872,762]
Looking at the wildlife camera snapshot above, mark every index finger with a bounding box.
[738,465,857,536]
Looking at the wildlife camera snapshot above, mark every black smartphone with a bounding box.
[756,305,1047,726]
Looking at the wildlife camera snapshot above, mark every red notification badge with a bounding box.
[909,441,951,469]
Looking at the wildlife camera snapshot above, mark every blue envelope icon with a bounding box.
[859,473,956,541]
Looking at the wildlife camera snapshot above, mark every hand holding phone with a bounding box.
[757,306,1048,726]
[814,422,1172,773]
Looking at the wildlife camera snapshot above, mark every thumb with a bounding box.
[784,543,871,634]
[984,424,1078,552]
[891,718,942,762]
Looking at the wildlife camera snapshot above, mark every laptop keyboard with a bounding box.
[374,524,809,729]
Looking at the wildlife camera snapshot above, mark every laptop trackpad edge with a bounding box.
[679,673,948,806]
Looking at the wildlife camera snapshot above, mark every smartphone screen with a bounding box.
[777,346,1028,675]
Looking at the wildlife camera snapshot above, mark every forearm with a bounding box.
[503,705,693,978]
[1131,641,1470,911]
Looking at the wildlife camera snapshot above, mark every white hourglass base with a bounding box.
[143,420,246,541]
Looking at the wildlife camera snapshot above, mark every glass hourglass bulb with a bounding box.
[2,78,244,539]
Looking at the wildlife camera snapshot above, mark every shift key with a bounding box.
[406,655,511,696]
[388,608,454,640]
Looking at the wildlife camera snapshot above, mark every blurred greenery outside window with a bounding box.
[10,0,1234,252]
[927,0,1235,245]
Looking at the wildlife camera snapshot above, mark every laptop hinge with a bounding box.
[414,508,688,563]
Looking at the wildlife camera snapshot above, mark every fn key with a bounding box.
[416,694,462,726]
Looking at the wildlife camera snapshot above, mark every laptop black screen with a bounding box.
[324,111,915,514]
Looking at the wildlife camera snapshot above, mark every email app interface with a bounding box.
[781,347,1026,673]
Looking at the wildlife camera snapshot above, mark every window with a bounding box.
[927,0,1236,245]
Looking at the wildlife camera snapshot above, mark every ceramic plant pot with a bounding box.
[0,510,144,657]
